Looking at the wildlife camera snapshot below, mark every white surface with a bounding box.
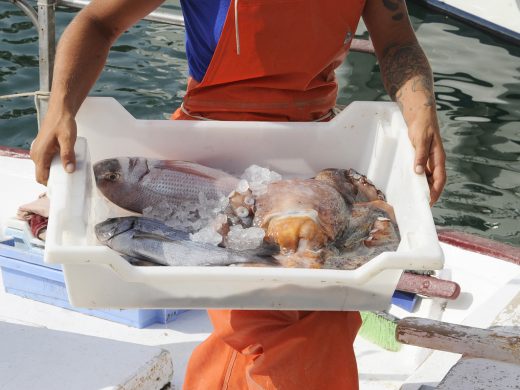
[439,0,520,34]
[1,140,518,390]
[44,97,443,310]
[401,258,520,389]
[357,245,520,389]
[0,271,209,390]
[437,358,520,389]
[0,321,173,390]
[1,221,519,388]
[0,156,210,390]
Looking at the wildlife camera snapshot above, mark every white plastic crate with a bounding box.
[45,97,443,310]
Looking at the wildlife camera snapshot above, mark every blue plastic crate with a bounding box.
[0,239,187,328]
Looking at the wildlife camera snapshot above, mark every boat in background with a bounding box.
[414,0,520,45]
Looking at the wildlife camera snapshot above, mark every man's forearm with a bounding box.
[378,42,436,126]
[363,0,446,203]
[47,13,116,118]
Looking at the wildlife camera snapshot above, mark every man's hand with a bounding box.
[30,0,165,185]
[30,111,77,185]
[363,0,447,205]
[407,116,446,205]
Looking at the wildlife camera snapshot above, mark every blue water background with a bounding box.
[0,2,519,245]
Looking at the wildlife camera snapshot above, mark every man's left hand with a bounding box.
[408,121,446,206]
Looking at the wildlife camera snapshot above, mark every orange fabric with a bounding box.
[174,1,366,388]
[173,0,366,122]
[183,310,362,390]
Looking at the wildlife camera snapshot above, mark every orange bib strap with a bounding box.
[176,0,365,121]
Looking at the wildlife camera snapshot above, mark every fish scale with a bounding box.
[93,157,239,213]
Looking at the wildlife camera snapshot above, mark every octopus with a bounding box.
[229,168,400,269]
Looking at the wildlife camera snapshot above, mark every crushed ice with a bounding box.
[143,194,229,234]
[226,225,266,250]
[144,164,282,247]
[241,164,282,197]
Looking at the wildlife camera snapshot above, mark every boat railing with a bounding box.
[4,0,374,128]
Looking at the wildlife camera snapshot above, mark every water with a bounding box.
[0,2,519,246]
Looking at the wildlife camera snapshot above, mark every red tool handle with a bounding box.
[396,273,461,300]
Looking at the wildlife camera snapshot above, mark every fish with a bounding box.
[94,158,400,270]
[95,216,279,267]
[93,157,239,213]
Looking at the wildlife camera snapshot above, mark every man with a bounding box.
[31,0,446,388]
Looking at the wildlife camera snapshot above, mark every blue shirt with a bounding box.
[180,0,231,82]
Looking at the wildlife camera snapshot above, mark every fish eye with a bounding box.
[105,172,121,181]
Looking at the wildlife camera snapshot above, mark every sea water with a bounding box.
[0,2,518,245]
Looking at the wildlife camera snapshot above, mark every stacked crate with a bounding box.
[0,219,186,328]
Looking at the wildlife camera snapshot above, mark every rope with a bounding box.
[0,90,50,129]
[0,91,49,100]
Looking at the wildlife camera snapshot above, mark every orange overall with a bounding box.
[173,0,366,388]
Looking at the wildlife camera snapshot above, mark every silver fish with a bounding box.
[93,157,239,213]
[95,216,279,267]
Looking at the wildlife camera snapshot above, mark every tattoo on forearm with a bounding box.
[382,0,400,11]
[411,77,435,106]
[382,0,405,21]
[379,43,435,108]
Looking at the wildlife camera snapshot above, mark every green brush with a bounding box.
[358,311,401,352]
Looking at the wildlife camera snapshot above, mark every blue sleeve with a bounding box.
[180,0,231,82]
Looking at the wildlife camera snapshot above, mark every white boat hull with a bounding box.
[0,151,518,389]
[416,0,520,44]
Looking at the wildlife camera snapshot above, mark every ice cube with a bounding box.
[226,225,265,250]
[241,165,282,197]
[215,196,230,213]
[143,200,174,221]
[190,226,222,246]
[269,171,282,182]
[236,179,250,194]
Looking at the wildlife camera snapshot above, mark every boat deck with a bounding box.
[0,154,519,389]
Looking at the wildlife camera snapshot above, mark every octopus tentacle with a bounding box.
[346,169,386,202]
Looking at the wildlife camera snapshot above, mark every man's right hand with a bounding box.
[28,0,166,185]
[30,112,77,185]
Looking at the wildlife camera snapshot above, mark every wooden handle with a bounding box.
[396,273,461,299]
[396,317,520,365]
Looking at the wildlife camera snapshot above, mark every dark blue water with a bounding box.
[1,2,519,245]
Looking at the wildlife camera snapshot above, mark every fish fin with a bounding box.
[234,254,280,266]
[133,218,191,241]
[224,242,280,266]
[149,160,236,181]
[122,255,163,267]
[131,231,176,242]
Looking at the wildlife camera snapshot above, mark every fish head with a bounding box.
[95,217,136,244]
[93,157,149,211]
